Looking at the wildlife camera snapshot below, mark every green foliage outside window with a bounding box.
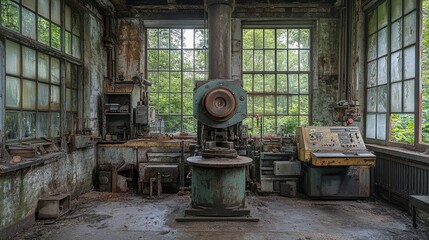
[422,0,429,143]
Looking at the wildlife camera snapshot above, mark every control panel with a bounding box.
[296,126,374,165]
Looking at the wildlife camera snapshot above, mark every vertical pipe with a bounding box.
[208,0,233,80]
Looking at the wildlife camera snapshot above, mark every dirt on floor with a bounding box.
[12,191,429,240]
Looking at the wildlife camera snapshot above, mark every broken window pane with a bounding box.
[5,111,20,140]
[23,80,36,109]
[5,76,20,108]
[38,17,50,45]
[22,7,36,39]
[36,112,48,138]
[391,51,402,82]
[403,79,415,112]
[404,11,417,46]
[22,112,36,138]
[391,20,402,52]
[1,0,20,32]
[23,47,36,79]
[6,40,21,75]
[404,46,415,79]
[38,83,49,110]
[391,82,402,112]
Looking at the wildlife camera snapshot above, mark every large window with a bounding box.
[147,28,208,133]
[242,28,311,135]
[422,0,429,143]
[365,0,423,145]
[1,0,82,141]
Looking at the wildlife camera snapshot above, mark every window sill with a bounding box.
[0,152,63,175]
[366,144,429,165]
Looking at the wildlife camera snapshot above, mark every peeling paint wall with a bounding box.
[117,19,145,81]
[312,18,339,125]
[0,148,96,237]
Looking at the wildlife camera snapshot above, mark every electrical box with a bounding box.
[273,161,301,176]
[135,105,156,125]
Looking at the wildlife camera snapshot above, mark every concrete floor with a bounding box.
[13,191,428,240]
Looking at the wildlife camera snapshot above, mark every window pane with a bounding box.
[22,8,36,39]
[194,29,205,49]
[72,14,80,36]
[404,0,416,14]
[1,0,19,32]
[288,95,299,114]
[300,29,310,49]
[288,50,299,71]
[170,72,181,92]
[23,47,36,79]
[378,28,388,56]
[22,0,36,10]
[183,93,193,115]
[5,76,20,108]
[391,20,402,52]
[72,35,81,58]
[38,53,49,82]
[51,0,61,24]
[277,74,287,93]
[182,29,193,49]
[264,29,275,48]
[65,31,72,55]
[391,51,402,82]
[5,111,20,140]
[404,11,417,46]
[183,72,193,92]
[51,57,60,84]
[254,29,263,49]
[368,10,377,35]
[243,74,252,92]
[288,74,299,93]
[254,74,263,92]
[169,50,181,71]
[38,83,50,110]
[277,29,288,48]
[377,85,387,112]
[300,95,309,115]
[300,50,309,71]
[247,96,253,114]
[277,96,287,114]
[243,29,254,49]
[367,87,377,112]
[161,116,181,133]
[263,116,276,134]
[50,85,60,111]
[65,5,71,31]
[391,0,402,22]
[254,96,264,114]
[404,46,416,79]
[22,112,36,138]
[51,24,61,50]
[265,50,275,71]
[254,50,263,71]
[50,112,60,138]
[367,34,377,61]
[243,50,254,71]
[378,2,388,29]
[66,88,72,111]
[276,50,287,71]
[377,57,387,85]
[265,96,275,114]
[299,74,309,93]
[265,74,275,92]
[147,50,158,70]
[195,50,206,71]
[23,80,36,109]
[38,17,50,45]
[288,29,299,48]
[366,114,376,139]
[36,112,48,138]
[182,116,197,133]
[376,114,386,140]
[391,82,402,112]
[391,114,414,143]
[159,71,169,92]
[403,79,415,112]
[72,90,78,111]
[6,40,21,75]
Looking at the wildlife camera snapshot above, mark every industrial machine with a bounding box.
[134,77,156,136]
[176,0,256,222]
[296,126,375,198]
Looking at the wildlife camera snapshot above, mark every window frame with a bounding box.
[241,23,315,135]
[363,0,428,151]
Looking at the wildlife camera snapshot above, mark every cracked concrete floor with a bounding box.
[12,191,428,240]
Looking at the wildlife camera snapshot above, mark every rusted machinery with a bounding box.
[176,0,257,221]
[296,126,375,198]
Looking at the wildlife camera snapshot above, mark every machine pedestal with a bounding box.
[176,156,259,222]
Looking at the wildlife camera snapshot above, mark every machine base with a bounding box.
[176,208,258,222]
